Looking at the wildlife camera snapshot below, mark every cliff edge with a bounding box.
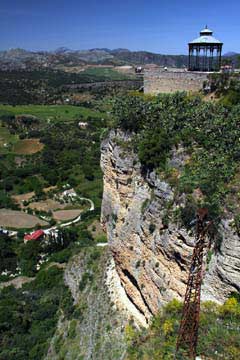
[101,130,240,325]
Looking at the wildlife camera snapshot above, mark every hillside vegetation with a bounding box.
[126,296,240,359]
[112,88,240,229]
[0,68,138,105]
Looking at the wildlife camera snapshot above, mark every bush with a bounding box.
[113,91,240,228]
[79,272,93,291]
[149,223,156,234]
[126,297,240,360]
[0,265,73,360]
[112,95,146,132]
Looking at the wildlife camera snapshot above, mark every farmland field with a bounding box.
[13,138,44,154]
[53,209,82,221]
[0,209,48,228]
[0,104,105,122]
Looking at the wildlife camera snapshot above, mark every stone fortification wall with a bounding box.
[144,68,208,94]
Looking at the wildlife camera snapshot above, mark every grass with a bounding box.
[0,125,18,153]
[0,126,44,155]
[0,104,105,122]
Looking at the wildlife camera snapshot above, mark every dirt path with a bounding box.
[0,276,35,289]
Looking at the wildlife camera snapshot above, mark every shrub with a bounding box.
[162,319,174,337]
[219,297,240,318]
[79,272,93,291]
[149,223,156,234]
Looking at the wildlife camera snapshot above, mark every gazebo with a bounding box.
[188,26,223,72]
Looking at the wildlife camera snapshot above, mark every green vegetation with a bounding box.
[81,66,133,81]
[0,213,101,279]
[0,215,107,358]
[126,297,240,360]
[0,266,74,360]
[113,91,240,224]
[208,73,240,106]
[0,66,139,360]
[0,104,103,122]
[0,69,139,105]
[0,234,18,274]
[0,112,105,207]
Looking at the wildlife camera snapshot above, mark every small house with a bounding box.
[24,229,45,244]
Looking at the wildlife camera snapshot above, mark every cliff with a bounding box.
[46,248,129,360]
[101,130,240,325]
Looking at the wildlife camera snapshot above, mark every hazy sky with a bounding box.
[1,0,239,54]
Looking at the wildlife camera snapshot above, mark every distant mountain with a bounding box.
[89,48,111,52]
[74,49,114,63]
[110,48,131,54]
[54,47,73,54]
[111,49,188,67]
[223,51,239,57]
[0,47,239,71]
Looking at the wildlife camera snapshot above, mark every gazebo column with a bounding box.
[207,46,210,72]
[188,47,191,70]
[204,47,208,71]
[209,47,213,71]
[196,47,200,71]
[188,46,193,70]
[194,47,197,70]
[218,45,222,71]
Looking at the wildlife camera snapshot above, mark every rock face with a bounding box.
[46,249,129,360]
[101,130,240,324]
[202,219,240,303]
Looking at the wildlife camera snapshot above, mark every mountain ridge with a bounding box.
[0,47,239,70]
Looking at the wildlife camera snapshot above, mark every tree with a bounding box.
[0,234,17,273]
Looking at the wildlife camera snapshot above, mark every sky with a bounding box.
[1,0,240,54]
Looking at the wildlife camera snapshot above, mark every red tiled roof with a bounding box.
[24,229,44,241]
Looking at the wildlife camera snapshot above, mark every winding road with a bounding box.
[45,197,95,234]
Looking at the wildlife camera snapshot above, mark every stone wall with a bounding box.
[144,68,208,94]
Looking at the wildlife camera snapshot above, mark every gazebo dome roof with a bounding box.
[189,26,223,45]
[200,26,213,35]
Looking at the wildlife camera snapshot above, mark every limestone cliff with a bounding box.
[101,130,240,325]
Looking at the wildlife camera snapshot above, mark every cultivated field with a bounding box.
[12,187,57,208]
[28,199,65,212]
[13,138,44,154]
[0,209,48,228]
[53,209,81,221]
[0,105,104,122]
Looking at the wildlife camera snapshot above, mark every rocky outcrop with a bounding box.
[202,219,240,302]
[101,130,240,324]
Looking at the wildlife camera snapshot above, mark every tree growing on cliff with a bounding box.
[138,129,171,170]
[112,95,146,132]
